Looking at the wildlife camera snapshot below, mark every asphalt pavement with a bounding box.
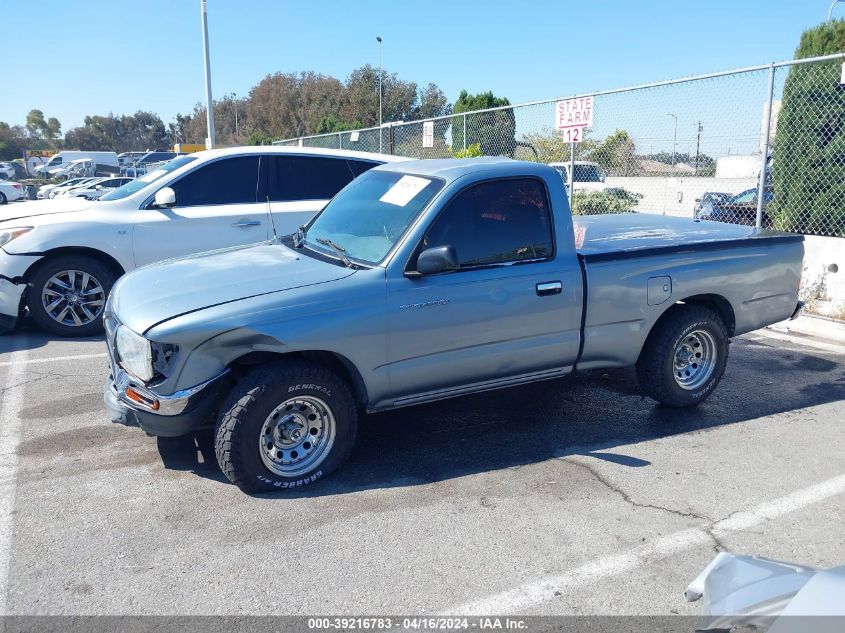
[0,324,843,617]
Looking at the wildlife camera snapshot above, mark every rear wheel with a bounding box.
[215,361,358,493]
[636,305,729,408]
[28,255,117,337]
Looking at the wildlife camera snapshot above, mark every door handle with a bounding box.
[231,220,261,228]
[536,281,562,296]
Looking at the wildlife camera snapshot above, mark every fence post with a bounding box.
[338,132,342,149]
[756,63,776,229]
[568,141,575,211]
[463,113,467,151]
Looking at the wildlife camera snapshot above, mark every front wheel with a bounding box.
[28,255,117,337]
[0,192,7,205]
[636,305,729,408]
[215,361,358,493]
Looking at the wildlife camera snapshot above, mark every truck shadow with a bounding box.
[0,319,104,354]
[156,337,845,497]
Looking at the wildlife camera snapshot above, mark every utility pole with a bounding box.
[200,0,216,149]
[376,36,383,152]
[694,121,703,175]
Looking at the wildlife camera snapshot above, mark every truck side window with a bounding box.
[170,156,260,206]
[424,178,553,267]
[264,156,355,201]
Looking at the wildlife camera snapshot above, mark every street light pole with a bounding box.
[376,36,383,152]
[829,0,844,20]
[666,113,677,168]
[200,0,216,149]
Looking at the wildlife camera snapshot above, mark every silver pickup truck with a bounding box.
[103,158,804,493]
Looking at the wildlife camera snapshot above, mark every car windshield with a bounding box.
[100,155,197,201]
[303,170,444,265]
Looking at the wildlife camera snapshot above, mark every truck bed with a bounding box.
[573,213,802,260]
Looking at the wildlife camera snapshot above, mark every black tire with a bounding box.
[0,192,6,205]
[215,360,358,493]
[27,255,117,337]
[636,305,729,408]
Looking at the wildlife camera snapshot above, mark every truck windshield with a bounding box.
[100,155,197,201]
[571,164,604,182]
[304,170,444,265]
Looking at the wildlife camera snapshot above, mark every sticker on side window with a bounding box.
[379,175,431,207]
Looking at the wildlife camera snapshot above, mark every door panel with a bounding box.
[385,262,582,400]
[132,202,268,267]
[132,156,265,267]
[383,177,583,403]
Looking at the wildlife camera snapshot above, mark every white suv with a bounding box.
[0,146,401,336]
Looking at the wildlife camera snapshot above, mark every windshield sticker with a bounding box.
[379,175,431,207]
[574,223,586,249]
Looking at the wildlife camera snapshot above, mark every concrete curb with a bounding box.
[752,314,845,354]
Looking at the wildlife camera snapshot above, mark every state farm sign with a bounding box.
[555,97,594,142]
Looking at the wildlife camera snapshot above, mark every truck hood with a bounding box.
[110,243,356,334]
[0,196,94,224]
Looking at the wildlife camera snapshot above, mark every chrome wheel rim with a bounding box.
[673,329,717,390]
[258,396,336,477]
[41,269,105,327]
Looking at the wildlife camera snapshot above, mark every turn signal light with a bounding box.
[125,387,160,411]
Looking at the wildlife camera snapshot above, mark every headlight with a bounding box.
[0,227,33,248]
[116,325,153,382]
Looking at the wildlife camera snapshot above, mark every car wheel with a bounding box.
[215,360,358,493]
[636,305,729,408]
[0,192,6,205]
[27,255,117,337]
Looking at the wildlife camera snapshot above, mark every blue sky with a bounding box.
[1,0,834,135]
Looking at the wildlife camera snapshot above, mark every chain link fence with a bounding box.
[276,54,845,237]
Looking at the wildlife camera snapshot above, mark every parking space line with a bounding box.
[0,352,106,368]
[0,345,28,615]
[447,472,845,615]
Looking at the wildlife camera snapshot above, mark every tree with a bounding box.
[0,122,27,160]
[451,90,516,157]
[588,129,639,176]
[769,19,845,236]
[63,111,168,151]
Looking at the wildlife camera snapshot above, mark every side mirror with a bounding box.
[154,187,176,208]
[95,185,103,190]
[415,245,460,275]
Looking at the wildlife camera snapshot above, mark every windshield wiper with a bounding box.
[293,225,307,248]
[315,237,354,268]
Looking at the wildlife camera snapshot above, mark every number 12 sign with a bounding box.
[556,97,593,143]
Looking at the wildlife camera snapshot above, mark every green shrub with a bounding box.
[769,20,845,236]
[571,188,642,215]
[452,143,483,158]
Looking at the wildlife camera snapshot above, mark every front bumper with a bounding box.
[0,249,42,328]
[104,367,230,437]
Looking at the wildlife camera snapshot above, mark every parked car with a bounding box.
[32,151,119,177]
[122,151,182,177]
[0,147,401,336]
[0,162,15,180]
[686,552,845,631]
[693,191,732,218]
[46,177,104,198]
[61,177,135,200]
[37,177,92,199]
[0,181,25,204]
[548,160,608,192]
[102,158,804,493]
[706,187,774,226]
